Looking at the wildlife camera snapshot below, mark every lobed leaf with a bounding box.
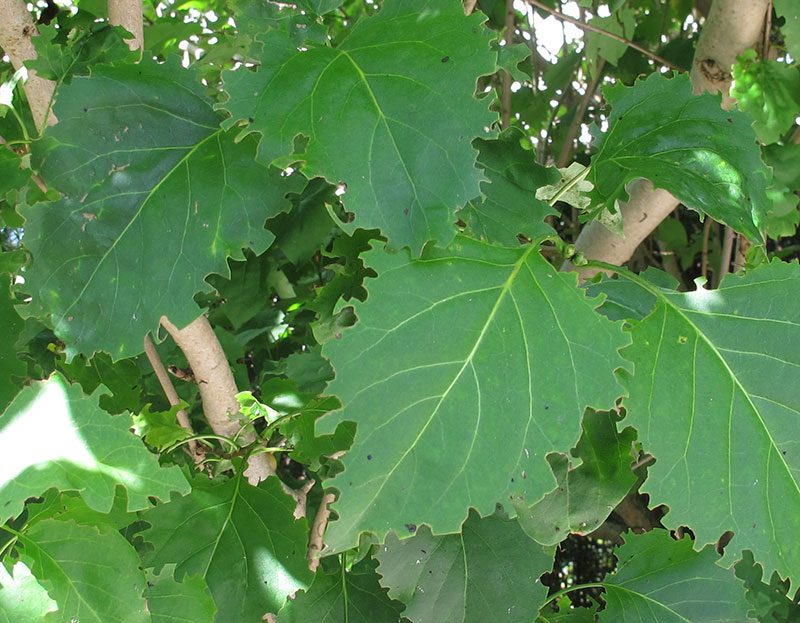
[22,59,302,360]
[375,510,552,622]
[18,519,149,623]
[0,561,57,623]
[618,260,800,590]
[598,531,751,622]
[320,236,630,551]
[220,0,497,253]
[589,72,770,242]
[0,373,189,523]
[515,410,638,546]
[141,474,313,620]
[276,556,404,622]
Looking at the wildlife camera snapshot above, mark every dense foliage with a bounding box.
[1,0,800,620]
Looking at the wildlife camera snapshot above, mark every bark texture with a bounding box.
[108,0,144,52]
[564,0,769,281]
[0,0,56,130]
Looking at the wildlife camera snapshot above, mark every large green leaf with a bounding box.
[618,260,800,588]
[459,132,560,246]
[320,236,630,551]
[276,555,405,622]
[0,561,57,622]
[22,59,302,359]
[0,276,25,410]
[515,410,638,546]
[589,72,770,242]
[141,474,313,620]
[220,0,497,253]
[144,567,217,623]
[375,510,552,622]
[0,373,189,523]
[596,531,750,622]
[17,519,149,623]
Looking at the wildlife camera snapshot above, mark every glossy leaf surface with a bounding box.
[619,261,800,588]
[589,72,770,241]
[221,0,497,252]
[320,237,629,551]
[0,373,189,522]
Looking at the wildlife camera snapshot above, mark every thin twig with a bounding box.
[143,333,201,460]
[500,0,515,129]
[700,217,712,282]
[557,57,605,169]
[463,0,478,16]
[307,492,336,571]
[526,0,682,72]
[716,225,735,287]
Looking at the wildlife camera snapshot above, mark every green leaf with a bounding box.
[618,260,800,588]
[585,9,636,66]
[296,0,343,17]
[0,372,189,522]
[0,275,25,410]
[731,51,800,145]
[144,566,217,623]
[773,0,800,62]
[459,132,560,245]
[280,396,355,472]
[22,59,302,360]
[26,23,137,85]
[515,410,638,546]
[589,72,770,242]
[276,555,404,622]
[141,474,314,620]
[596,531,750,622]
[320,237,629,551]
[735,550,800,622]
[131,402,191,450]
[375,510,552,622]
[18,519,149,623]
[220,0,497,253]
[0,561,57,622]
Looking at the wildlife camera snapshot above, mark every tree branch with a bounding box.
[562,0,769,282]
[0,0,56,131]
[160,315,276,484]
[107,0,144,53]
[526,0,682,72]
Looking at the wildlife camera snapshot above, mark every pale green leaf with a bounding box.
[0,373,189,523]
[220,0,497,253]
[773,0,800,61]
[597,531,751,622]
[0,561,57,623]
[22,59,302,360]
[145,566,217,623]
[515,410,637,546]
[376,511,552,622]
[618,260,800,590]
[141,474,313,620]
[18,519,149,623]
[589,73,770,242]
[320,237,629,551]
[731,51,800,145]
[276,556,404,623]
